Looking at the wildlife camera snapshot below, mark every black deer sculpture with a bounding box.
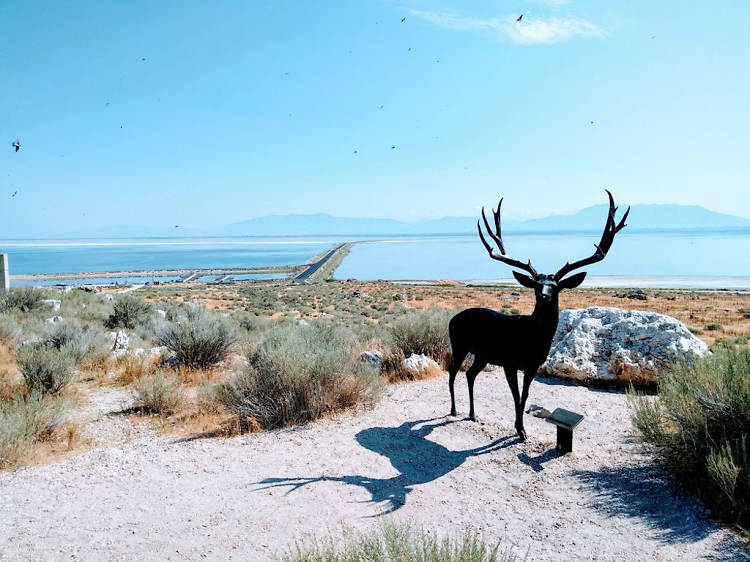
[448,190,629,441]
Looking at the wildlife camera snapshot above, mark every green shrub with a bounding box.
[0,389,70,468]
[17,346,76,394]
[217,322,383,429]
[105,295,152,329]
[0,287,47,313]
[42,321,108,365]
[133,371,182,414]
[629,348,750,525]
[279,522,515,562]
[705,323,723,331]
[155,309,239,369]
[388,307,453,367]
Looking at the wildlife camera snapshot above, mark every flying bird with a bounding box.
[401,17,406,23]
[379,104,384,109]
[590,120,594,125]
[174,225,179,228]
[391,146,396,150]
[141,57,146,61]
[516,14,523,22]
[353,150,358,154]
[11,190,18,198]
[12,139,20,152]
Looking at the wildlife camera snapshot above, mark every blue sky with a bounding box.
[1,1,749,237]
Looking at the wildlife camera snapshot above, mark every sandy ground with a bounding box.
[1,369,747,562]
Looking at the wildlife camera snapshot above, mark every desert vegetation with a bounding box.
[279,522,516,562]
[0,280,748,472]
[630,348,750,527]
[217,321,383,430]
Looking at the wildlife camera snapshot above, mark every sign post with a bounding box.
[0,254,8,293]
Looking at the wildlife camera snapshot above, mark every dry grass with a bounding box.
[136,281,750,349]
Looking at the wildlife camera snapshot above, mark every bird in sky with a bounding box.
[12,139,20,152]
[590,120,594,125]
[11,190,18,198]
[516,14,523,22]
[401,17,406,23]
[174,225,179,228]
[353,150,358,154]
[141,57,146,61]
[391,146,396,150]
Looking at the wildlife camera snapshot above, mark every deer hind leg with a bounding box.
[516,366,539,442]
[503,366,523,439]
[448,349,468,417]
[466,357,488,422]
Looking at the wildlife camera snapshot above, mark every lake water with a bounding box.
[0,237,335,275]
[2,231,749,288]
[335,231,750,286]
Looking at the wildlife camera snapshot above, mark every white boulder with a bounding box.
[41,299,61,312]
[109,330,129,355]
[403,353,441,375]
[360,351,383,370]
[541,307,708,383]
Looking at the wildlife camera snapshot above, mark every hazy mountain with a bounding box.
[57,204,750,239]
[517,204,750,232]
[214,204,750,236]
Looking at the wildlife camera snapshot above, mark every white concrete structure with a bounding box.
[0,254,9,293]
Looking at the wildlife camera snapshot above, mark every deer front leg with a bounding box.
[516,366,539,441]
[466,358,487,422]
[503,367,524,439]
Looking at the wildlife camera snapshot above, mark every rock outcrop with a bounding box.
[541,307,708,384]
[109,330,129,355]
[403,353,441,375]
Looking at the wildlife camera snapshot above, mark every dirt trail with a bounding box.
[1,370,746,561]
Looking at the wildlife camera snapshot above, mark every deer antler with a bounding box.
[477,198,539,278]
[554,189,629,281]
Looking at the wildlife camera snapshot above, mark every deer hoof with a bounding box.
[469,414,478,422]
[450,408,457,416]
[516,427,527,441]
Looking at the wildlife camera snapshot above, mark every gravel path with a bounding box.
[1,369,746,561]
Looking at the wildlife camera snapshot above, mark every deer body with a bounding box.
[449,191,629,441]
[449,307,558,371]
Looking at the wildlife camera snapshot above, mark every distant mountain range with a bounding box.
[63,204,750,239]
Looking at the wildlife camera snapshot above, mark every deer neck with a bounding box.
[531,298,559,338]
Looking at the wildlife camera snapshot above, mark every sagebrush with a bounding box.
[218,321,383,429]
[279,521,516,562]
[629,348,750,525]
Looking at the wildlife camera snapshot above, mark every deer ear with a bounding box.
[558,272,587,290]
[512,271,537,288]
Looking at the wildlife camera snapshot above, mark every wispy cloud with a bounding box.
[408,10,605,45]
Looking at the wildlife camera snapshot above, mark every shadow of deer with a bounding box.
[255,417,516,515]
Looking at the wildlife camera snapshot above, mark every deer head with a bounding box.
[477,190,629,306]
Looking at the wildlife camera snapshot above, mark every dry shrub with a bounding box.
[629,348,750,526]
[133,371,182,414]
[0,287,47,313]
[279,521,516,562]
[156,309,238,370]
[17,346,76,394]
[387,307,453,368]
[0,389,70,468]
[105,295,152,329]
[114,354,158,385]
[42,321,109,366]
[0,313,22,348]
[217,321,383,430]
